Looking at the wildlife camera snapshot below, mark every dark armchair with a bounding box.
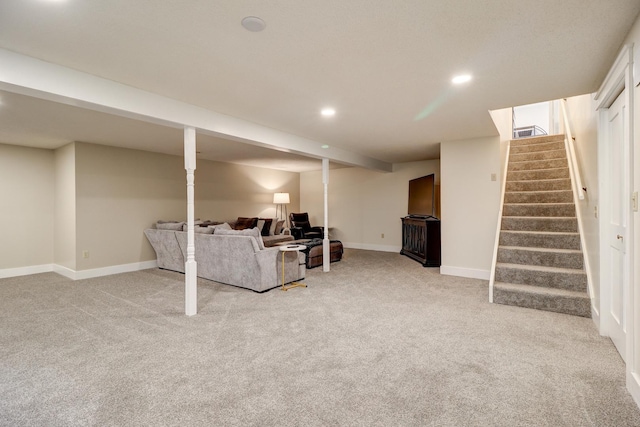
[289,212,324,240]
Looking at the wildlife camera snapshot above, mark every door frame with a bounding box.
[595,43,638,404]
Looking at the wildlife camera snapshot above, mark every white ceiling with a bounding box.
[0,0,638,171]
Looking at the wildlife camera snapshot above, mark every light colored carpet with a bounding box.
[1,249,639,426]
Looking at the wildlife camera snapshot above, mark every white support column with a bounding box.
[322,158,330,272]
[184,127,198,316]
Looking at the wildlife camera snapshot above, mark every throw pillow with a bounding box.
[157,222,184,230]
[209,222,232,232]
[234,217,258,230]
[259,218,274,236]
[182,220,203,231]
[275,219,285,235]
[215,227,265,250]
[268,218,279,235]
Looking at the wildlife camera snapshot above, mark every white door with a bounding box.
[607,91,629,361]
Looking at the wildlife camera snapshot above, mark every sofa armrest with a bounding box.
[310,226,324,235]
[290,227,304,240]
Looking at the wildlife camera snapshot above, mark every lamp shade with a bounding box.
[273,192,290,204]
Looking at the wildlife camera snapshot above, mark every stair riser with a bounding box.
[510,141,565,154]
[507,168,569,181]
[497,248,584,269]
[499,232,580,250]
[493,287,591,318]
[508,158,568,171]
[501,217,578,232]
[509,149,566,163]
[511,135,565,146]
[506,179,571,192]
[504,191,573,204]
[495,266,586,292]
[503,204,575,217]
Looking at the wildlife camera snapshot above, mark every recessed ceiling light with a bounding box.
[321,108,336,117]
[241,16,266,32]
[321,145,330,149]
[452,74,472,85]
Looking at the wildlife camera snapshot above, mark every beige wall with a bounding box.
[565,93,600,308]
[195,160,299,222]
[300,160,439,251]
[440,136,501,279]
[0,144,55,270]
[74,142,300,270]
[54,143,77,270]
[75,142,186,270]
[1,141,300,274]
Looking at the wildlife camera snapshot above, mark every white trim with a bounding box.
[0,264,54,279]
[440,265,490,280]
[596,44,631,108]
[596,42,639,405]
[54,260,158,281]
[488,140,511,303]
[342,242,401,253]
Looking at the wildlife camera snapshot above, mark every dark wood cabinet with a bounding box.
[401,216,441,267]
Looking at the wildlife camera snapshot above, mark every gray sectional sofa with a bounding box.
[144,228,305,293]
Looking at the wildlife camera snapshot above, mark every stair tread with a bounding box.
[494,281,589,298]
[505,190,572,194]
[510,155,566,162]
[504,216,576,220]
[506,177,570,183]
[496,262,585,275]
[504,202,574,206]
[500,230,579,236]
[499,245,583,254]
[510,137,565,145]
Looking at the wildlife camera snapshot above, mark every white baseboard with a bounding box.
[440,265,490,280]
[4,260,158,281]
[0,264,54,279]
[72,260,158,280]
[342,242,401,253]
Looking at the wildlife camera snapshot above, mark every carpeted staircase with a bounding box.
[493,134,591,318]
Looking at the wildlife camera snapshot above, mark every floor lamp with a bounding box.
[273,192,290,228]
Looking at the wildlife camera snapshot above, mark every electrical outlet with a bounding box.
[594,205,598,219]
[633,192,639,212]
[82,250,90,259]
[491,173,497,181]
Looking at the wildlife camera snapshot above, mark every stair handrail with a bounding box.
[560,99,594,313]
[488,140,511,303]
[560,99,585,200]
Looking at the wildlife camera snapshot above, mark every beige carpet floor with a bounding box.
[1,249,639,426]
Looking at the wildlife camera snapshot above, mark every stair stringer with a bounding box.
[561,133,597,321]
[488,140,511,303]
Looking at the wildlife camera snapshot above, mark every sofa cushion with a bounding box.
[209,222,232,232]
[234,217,258,230]
[194,227,214,234]
[157,222,185,230]
[262,234,294,247]
[258,218,274,236]
[215,227,265,250]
